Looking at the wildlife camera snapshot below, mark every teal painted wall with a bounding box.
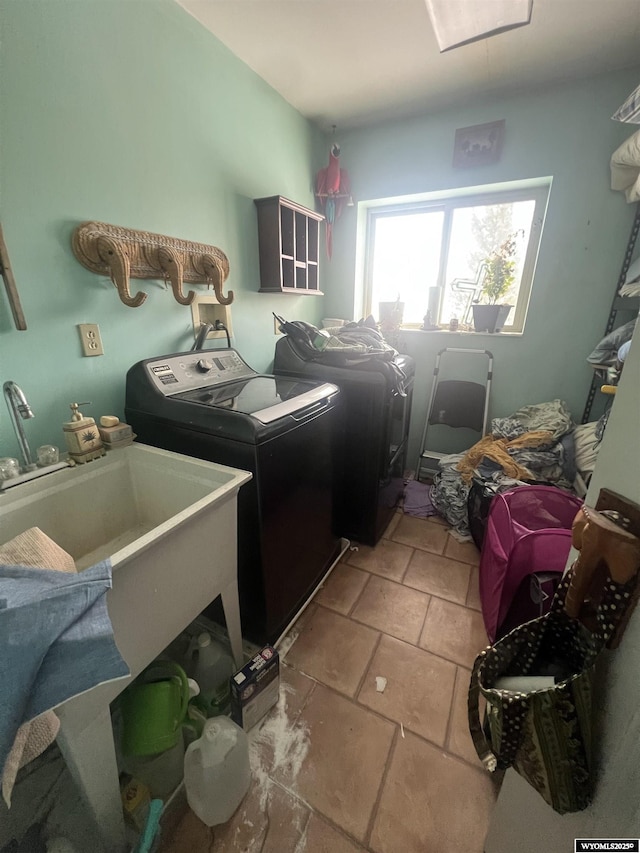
[0,0,327,458]
[1,0,638,469]
[322,70,640,463]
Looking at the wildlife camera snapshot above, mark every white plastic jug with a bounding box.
[188,632,234,717]
[184,717,251,826]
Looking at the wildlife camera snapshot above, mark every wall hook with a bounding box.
[72,221,233,308]
[96,235,146,308]
[197,253,234,305]
[156,245,195,306]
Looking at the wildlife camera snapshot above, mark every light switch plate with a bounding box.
[77,323,104,356]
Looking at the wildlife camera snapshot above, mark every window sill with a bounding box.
[398,326,524,338]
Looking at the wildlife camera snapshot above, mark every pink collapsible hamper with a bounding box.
[478,485,583,642]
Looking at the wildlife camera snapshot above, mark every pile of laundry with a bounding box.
[275,314,408,395]
[431,399,577,540]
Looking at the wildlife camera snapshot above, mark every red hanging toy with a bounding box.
[315,141,351,260]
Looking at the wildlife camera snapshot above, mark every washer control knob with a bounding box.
[196,358,213,373]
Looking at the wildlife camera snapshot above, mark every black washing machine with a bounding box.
[125,347,341,644]
[273,335,415,546]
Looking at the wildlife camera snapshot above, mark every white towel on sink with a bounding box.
[0,526,76,574]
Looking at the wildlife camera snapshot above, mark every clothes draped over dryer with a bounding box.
[275,314,409,396]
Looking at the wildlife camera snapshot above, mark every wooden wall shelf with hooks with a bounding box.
[71,221,233,308]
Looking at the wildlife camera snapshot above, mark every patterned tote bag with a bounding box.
[468,567,636,814]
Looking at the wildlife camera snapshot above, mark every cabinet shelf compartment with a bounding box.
[255,195,324,295]
[280,206,294,257]
[282,258,295,290]
[307,219,319,263]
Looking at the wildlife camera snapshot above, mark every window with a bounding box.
[363,182,549,333]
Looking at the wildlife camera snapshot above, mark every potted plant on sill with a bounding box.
[472,232,520,333]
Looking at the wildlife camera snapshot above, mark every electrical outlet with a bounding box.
[77,323,104,356]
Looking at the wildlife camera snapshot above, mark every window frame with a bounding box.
[362,181,550,334]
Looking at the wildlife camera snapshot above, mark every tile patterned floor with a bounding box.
[161,512,497,853]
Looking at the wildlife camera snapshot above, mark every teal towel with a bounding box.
[0,559,129,768]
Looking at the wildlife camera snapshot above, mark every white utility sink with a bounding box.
[0,442,247,568]
[0,443,251,852]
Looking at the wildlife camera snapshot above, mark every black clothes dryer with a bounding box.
[273,335,415,546]
[125,347,342,644]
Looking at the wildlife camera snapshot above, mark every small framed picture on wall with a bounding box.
[453,120,505,168]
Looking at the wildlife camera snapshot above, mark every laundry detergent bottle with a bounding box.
[188,632,234,717]
[183,717,251,826]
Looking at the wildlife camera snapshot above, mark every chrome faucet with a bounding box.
[3,381,36,471]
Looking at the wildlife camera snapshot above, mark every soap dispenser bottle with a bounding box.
[63,402,106,464]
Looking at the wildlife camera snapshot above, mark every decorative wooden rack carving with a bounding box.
[71,221,233,308]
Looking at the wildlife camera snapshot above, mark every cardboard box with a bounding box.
[230,645,279,730]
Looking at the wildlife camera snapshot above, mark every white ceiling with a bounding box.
[176,0,640,131]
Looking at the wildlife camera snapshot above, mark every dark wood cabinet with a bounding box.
[254,195,324,295]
